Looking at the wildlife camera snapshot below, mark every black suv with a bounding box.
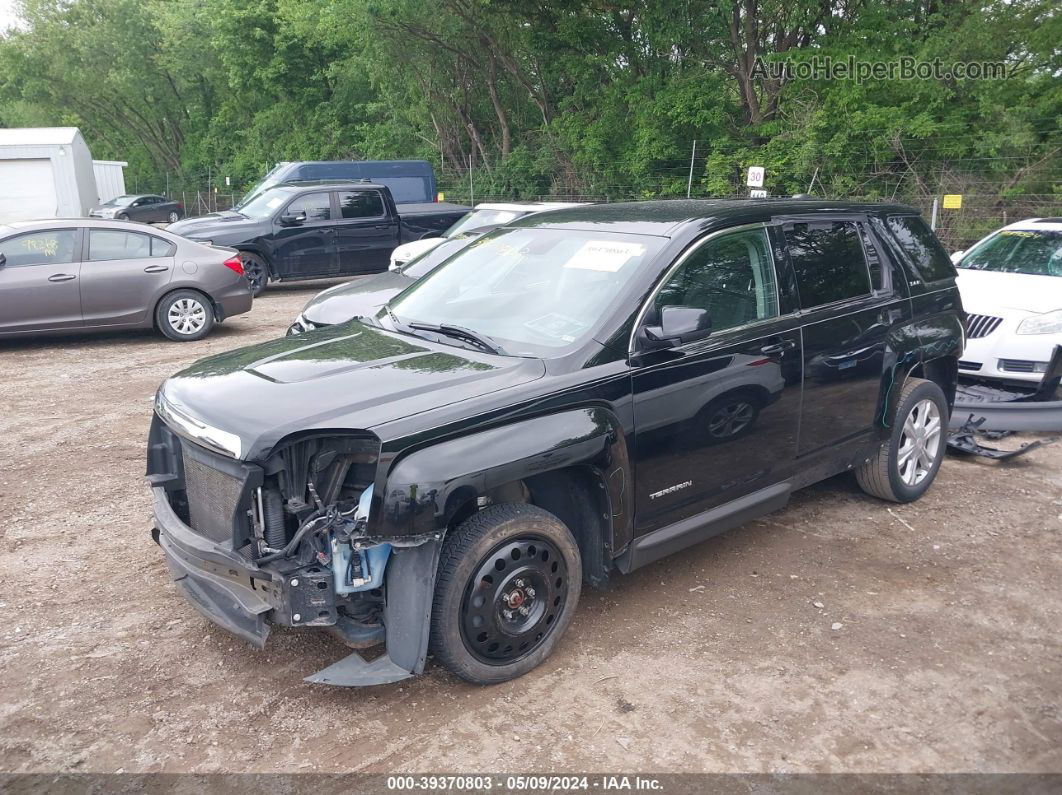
[146,200,964,687]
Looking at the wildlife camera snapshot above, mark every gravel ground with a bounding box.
[0,280,1060,774]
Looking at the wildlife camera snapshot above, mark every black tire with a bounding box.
[429,504,582,685]
[240,252,268,297]
[116,212,129,221]
[855,377,948,503]
[155,289,215,342]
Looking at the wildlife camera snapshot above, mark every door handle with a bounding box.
[761,339,796,355]
[143,265,169,273]
[48,273,76,282]
[373,224,392,229]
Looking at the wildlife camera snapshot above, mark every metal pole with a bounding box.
[686,140,697,198]
[930,197,939,230]
[468,154,474,206]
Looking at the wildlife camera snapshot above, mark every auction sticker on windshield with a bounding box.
[565,240,646,272]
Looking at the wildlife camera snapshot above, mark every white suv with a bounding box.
[953,218,1062,383]
[388,202,585,270]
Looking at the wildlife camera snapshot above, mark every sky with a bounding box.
[0,0,22,33]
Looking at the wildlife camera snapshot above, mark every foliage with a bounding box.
[0,0,1058,209]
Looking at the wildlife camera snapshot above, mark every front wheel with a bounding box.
[240,252,268,297]
[116,212,129,221]
[430,504,581,685]
[856,377,948,503]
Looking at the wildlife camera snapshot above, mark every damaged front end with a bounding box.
[147,415,440,686]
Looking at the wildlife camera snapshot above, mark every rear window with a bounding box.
[885,215,956,283]
[89,229,151,261]
[784,221,872,308]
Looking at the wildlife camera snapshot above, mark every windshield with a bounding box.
[102,195,138,207]
[237,188,294,220]
[444,209,523,238]
[387,227,664,356]
[959,229,1062,277]
[237,163,288,207]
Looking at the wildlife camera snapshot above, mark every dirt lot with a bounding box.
[0,281,1060,775]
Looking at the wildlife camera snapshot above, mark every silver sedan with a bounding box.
[0,219,252,342]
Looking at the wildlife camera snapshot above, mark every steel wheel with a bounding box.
[460,536,569,665]
[167,297,207,335]
[897,398,942,487]
[706,400,756,439]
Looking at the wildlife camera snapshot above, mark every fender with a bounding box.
[876,311,963,429]
[374,406,633,549]
[348,407,631,681]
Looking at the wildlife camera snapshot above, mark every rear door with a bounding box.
[781,217,911,455]
[79,228,175,327]
[0,227,83,332]
[269,191,337,278]
[334,189,399,274]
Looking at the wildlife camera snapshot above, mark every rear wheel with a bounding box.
[167,211,179,223]
[430,504,581,684]
[855,377,948,503]
[155,289,215,342]
[240,252,268,297]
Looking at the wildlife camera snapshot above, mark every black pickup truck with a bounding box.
[167,181,468,295]
[147,199,964,687]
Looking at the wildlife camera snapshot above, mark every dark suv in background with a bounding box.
[147,199,964,688]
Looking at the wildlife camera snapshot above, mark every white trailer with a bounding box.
[0,127,98,222]
[92,159,128,204]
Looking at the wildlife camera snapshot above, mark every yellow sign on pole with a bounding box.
[942,194,962,209]
[437,192,445,202]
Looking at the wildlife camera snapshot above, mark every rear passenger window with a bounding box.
[885,215,956,283]
[150,236,176,257]
[88,230,152,261]
[338,190,385,219]
[784,221,871,308]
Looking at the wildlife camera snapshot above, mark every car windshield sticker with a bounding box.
[564,240,646,272]
[266,197,284,209]
[524,313,590,342]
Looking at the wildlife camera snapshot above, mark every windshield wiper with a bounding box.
[408,321,508,355]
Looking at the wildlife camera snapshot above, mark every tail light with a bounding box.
[222,255,244,276]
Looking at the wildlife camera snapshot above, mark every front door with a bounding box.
[79,228,176,326]
[335,189,399,274]
[270,191,337,278]
[781,218,912,454]
[631,225,803,535]
[0,227,83,333]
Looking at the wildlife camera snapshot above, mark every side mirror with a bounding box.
[644,305,712,347]
[279,212,307,226]
[950,250,965,264]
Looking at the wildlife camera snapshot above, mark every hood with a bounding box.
[158,321,545,460]
[394,237,445,262]
[956,268,1062,314]
[302,271,413,326]
[167,211,262,239]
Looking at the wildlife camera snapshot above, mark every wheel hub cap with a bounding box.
[168,298,206,334]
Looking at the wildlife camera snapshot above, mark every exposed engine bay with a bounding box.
[249,434,392,647]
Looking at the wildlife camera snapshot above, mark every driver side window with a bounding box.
[654,228,779,333]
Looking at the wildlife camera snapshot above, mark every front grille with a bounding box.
[182,446,247,543]
[966,313,1003,339]
[958,360,983,371]
[999,359,1040,374]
